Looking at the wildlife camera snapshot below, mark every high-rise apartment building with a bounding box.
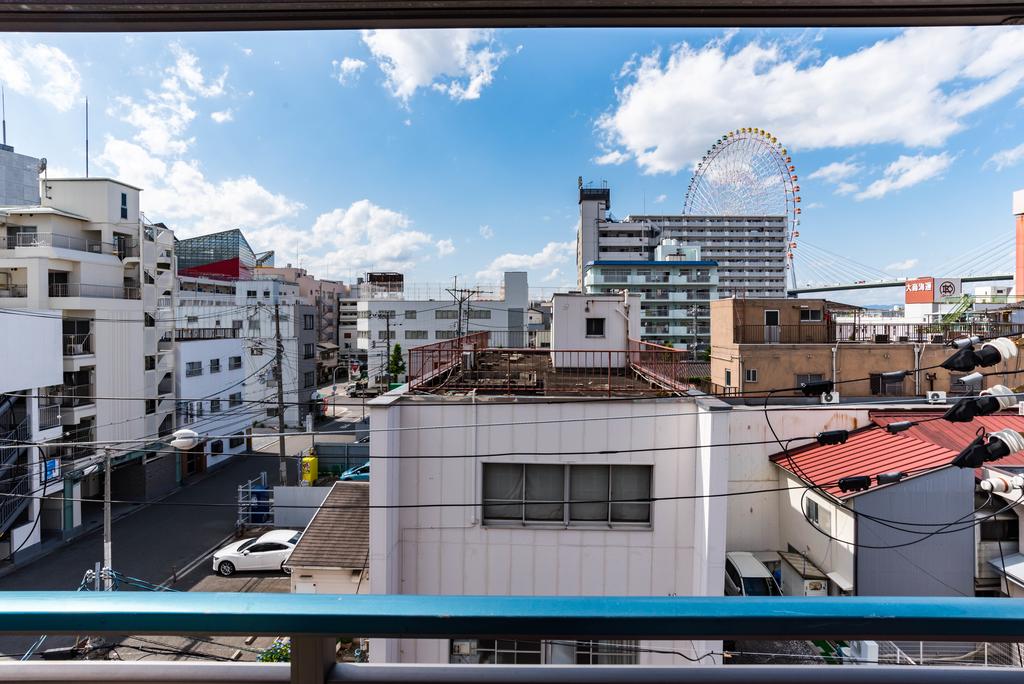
[577,184,788,299]
[0,155,177,555]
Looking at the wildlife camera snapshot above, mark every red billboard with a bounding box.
[905,277,934,304]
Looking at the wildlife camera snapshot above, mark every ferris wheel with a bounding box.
[683,128,802,290]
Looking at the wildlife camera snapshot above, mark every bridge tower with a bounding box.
[1015,189,1024,301]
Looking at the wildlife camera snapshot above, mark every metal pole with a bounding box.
[103,446,112,590]
[274,302,288,486]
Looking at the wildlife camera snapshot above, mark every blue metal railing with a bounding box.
[1,593,1023,641]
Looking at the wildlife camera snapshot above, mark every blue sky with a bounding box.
[1,27,1023,300]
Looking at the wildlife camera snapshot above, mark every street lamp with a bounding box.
[170,428,200,451]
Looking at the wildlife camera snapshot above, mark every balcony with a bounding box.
[176,327,240,341]
[59,384,95,409]
[0,284,27,297]
[63,333,92,356]
[38,403,61,430]
[2,232,116,254]
[49,282,141,300]
[1,594,1021,683]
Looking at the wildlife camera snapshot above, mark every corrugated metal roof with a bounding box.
[772,409,1024,498]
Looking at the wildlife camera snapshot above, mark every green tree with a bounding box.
[388,343,406,379]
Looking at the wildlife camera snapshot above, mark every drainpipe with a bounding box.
[831,344,839,387]
[913,344,922,395]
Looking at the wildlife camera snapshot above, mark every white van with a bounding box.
[724,551,782,596]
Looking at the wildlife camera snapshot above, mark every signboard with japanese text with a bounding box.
[905,277,934,304]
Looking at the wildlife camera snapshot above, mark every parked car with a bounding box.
[212,529,302,577]
[339,461,369,481]
[724,551,782,596]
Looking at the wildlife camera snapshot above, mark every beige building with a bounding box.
[710,298,1021,396]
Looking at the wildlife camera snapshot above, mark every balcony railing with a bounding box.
[38,403,61,430]
[175,327,240,341]
[1,594,1023,683]
[0,284,27,297]
[734,322,1024,345]
[63,333,92,356]
[59,384,95,408]
[2,232,112,254]
[49,282,141,299]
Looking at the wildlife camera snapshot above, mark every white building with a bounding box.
[577,184,787,298]
[174,332,252,475]
[368,336,727,666]
[549,292,640,368]
[177,274,318,428]
[583,249,719,349]
[357,272,529,382]
[0,157,177,550]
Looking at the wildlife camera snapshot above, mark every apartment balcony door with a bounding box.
[764,310,780,344]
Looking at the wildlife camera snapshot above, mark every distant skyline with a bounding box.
[2,27,1023,302]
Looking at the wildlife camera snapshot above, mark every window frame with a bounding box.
[744,368,757,383]
[585,317,606,338]
[799,308,823,323]
[481,463,652,528]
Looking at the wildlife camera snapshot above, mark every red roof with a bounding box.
[770,409,1024,499]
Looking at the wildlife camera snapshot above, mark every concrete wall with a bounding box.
[550,293,640,367]
[273,486,332,528]
[369,393,728,666]
[854,468,975,597]
[0,146,41,205]
[0,309,62,393]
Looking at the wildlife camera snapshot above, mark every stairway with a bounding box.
[941,295,973,324]
[0,416,31,538]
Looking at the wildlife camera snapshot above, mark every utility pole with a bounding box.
[382,311,394,385]
[103,446,112,590]
[445,277,484,340]
[274,302,288,485]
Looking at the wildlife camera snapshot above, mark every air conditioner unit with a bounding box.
[820,391,840,405]
[926,390,947,404]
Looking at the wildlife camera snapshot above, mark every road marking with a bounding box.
[159,532,236,588]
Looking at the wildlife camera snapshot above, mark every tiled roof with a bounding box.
[284,481,369,570]
[771,409,1024,499]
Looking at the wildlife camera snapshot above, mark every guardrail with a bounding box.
[1,595,1024,683]
[628,338,709,392]
[63,333,92,356]
[49,282,141,299]
[1,232,115,254]
[407,331,489,388]
[0,284,27,297]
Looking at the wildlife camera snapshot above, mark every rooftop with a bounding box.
[286,481,369,570]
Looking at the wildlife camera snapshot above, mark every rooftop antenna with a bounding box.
[85,97,89,177]
[2,83,7,146]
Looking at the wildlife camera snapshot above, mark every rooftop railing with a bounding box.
[1,594,1023,683]
[733,322,1024,345]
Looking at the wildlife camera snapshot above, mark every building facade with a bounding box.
[576,184,787,298]
[0,171,177,552]
[174,330,253,476]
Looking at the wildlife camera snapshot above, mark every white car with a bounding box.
[212,529,301,576]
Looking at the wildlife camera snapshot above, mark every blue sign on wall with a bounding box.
[44,458,60,482]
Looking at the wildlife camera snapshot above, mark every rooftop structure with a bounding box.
[176,228,258,279]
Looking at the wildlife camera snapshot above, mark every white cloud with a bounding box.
[210,109,234,123]
[110,43,228,155]
[835,182,859,196]
[542,268,564,283]
[886,258,919,271]
[479,224,494,239]
[96,138,168,189]
[332,57,368,85]
[597,28,1024,174]
[855,152,954,200]
[654,194,668,203]
[986,142,1024,171]
[361,29,508,103]
[476,240,575,281]
[308,200,436,274]
[0,40,81,111]
[594,149,629,166]
[808,160,863,184]
[436,238,455,257]
[241,47,253,56]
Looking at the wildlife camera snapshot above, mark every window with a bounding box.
[229,434,246,449]
[805,497,831,531]
[405,310,417,320]
[574,641,639,665]
[304,371,315,388]
[744,368,757,383]
[229,356,242,370]
[377,330,395,340]
[870,372,903,396]
[229,392,242,407]
[209,440,223,454]
[120,192,128,219]
[267,407,279,418]
[145,399,156,415]
[482,464,651,525]
[185,361,203,377]
[210,358,221,373]
[186,315,198,324]
[232,319,243,329]
[303,343,315,358]
[194,401,204,418]
[436,310,459,319]
[263,290,271,299]
[246,290,257,298]
[210,399,222,413]
[145,355,156,371]
[467,309,491,319]
[724,368,732,387]
[248,318,261,331]
[436,330,457,339]
[251,346,263,356]
[304,314,315,330]
[585,317,606,337]
[799,308,823,322]
[796,373,824,387]
[451,640,541,665]
[405,330,428,339]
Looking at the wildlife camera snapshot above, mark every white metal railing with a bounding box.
[49,283,141,299]
[63,333,92,356]
[2,232,113,254]
[877,640,1023,667]
[38,404,61,430]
